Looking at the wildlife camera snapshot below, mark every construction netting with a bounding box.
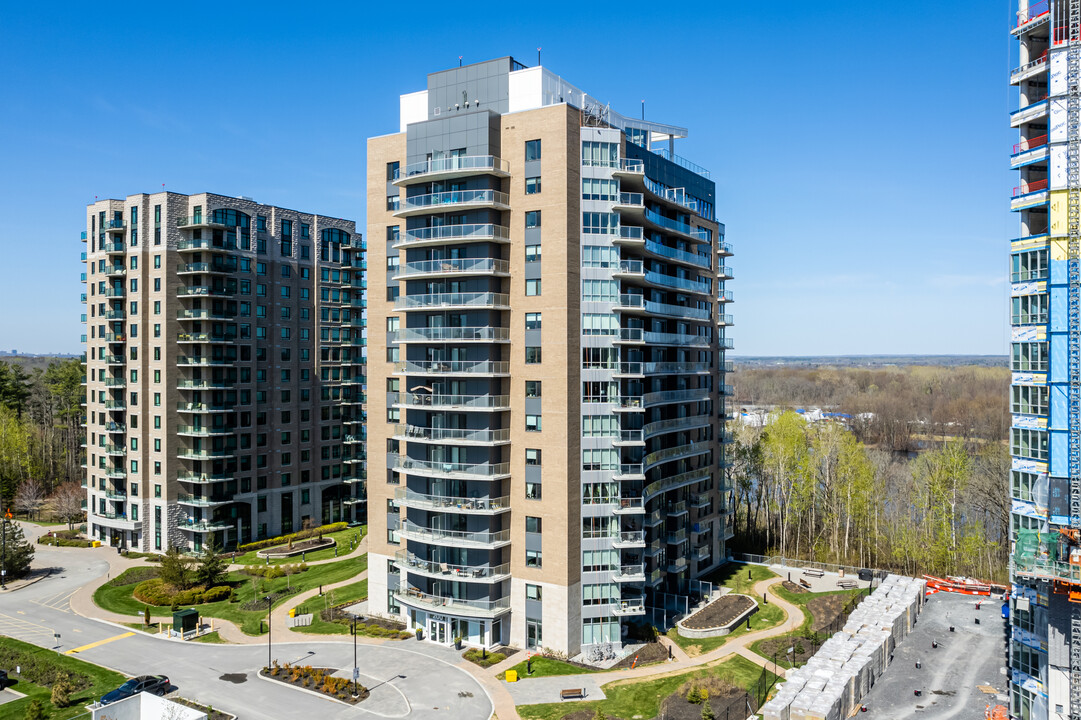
[1013,528,1058,563]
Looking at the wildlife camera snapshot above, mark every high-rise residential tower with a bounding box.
[366,58,733,654]
[81,192,367,553]
[1010,2,1081,718]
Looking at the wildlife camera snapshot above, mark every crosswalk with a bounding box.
[0,611,63,645]
[31,589,76,613]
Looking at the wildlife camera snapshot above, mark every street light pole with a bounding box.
[351,614,358,697]
[1,511,7,590]
[265,595,272,669]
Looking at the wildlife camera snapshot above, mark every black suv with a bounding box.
[100,675,170,705]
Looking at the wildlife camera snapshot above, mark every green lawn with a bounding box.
[747,585,865,667]
[231,526,367,566]
[702,562,778,595]
[290,578,370,635]
[0,636,128,720]
[666,599,787,656]
[516,655,775,720]
[192,631,226,644]
[498,655,598,680]
[94,555,367,635]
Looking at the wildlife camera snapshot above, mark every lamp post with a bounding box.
[1,509,9,590]
[265,595,273,669]
[351,614,359,697]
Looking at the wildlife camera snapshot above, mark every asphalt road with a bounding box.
[0,541,492,720]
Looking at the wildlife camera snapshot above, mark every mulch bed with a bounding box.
[755,633,817,667]
[261,668,369,704]
[610,640,670,669]
[681,594,755,630]
[562,711,619,720]
[807,594,847,632]
[661,689,754,720]
[781,580,808,594]
[260,538,334,556]
[172,696,236,720]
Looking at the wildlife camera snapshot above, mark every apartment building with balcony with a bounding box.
[81,192,367,552]
[366,57,733,654]
[1009,2,1081,718]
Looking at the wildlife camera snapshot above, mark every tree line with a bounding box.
[0,359,85,524]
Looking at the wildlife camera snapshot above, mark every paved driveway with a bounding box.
[0,541,492,720]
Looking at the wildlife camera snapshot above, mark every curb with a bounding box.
[0,568,54,593]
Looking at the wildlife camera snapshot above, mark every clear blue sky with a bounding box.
[0,0,1014,357]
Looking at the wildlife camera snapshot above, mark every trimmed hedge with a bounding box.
[37,536,92,548]
[239,563,309,579]
[237,522,348,553]
[133,577,232,606]
[107,567,159,587]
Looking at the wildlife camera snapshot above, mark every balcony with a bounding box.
[1014,0,1049,32]
[613,158,645,182]
[176,356,235,367]
[396,155,511,186]
[396,326,510,343]
[103,401,126,411]
[644,468,713,501]
[393,391,510,412]
[102,489,127,501]
[613,564,646,583]
[177,238,236,251]
[395,292,510,311]
[644,239,712,270]
[103,377,126,388]
[103,287,125,298]
[399,521,511,549]
[394,551,510,583]
[646,441,713,470]
[177,332,237,344]
[1011,100,1049,128]
[615,226,645,247]
[644,270,712,296]
[691,492,711,508]
[396,224,511,249]
[613,260,645,278]
[177,471,231,484]
[103,354,125,365]
[104,266,126,277]
[642,331,711,347]
[614,496,645,515]
[102,241,125,254]
[395,190,511,218]
[393,587,510,618]
[176,216,229,229]
[642,387,711,407]
[176,379,232,390]
[104,422,126,434]
[178,261,237,275]
[1011,52,1048,85]
[177,402,231,413]
[103,468,127,479]
[394,360,510,377]
[666,501,689,517]
[391,454,510,480]
[91,510,141,530]
[103,333,126,343]
[179,518,234,532]
[102,444,126,456]
[177,286,234,298]
[1012,135,1049,170]
[177,425,234,437]
[394,257,510,280]
[177,494,231,507]
[177,448,236,460]
[614,463,645,480]
[612,598,646,616]
[613,192,645,215]
[103,310,126,320]
[613,429,644,446]
[395,487,509,515]
[395,425,510,445]
[103,220,126,233]
[613,530,646,548]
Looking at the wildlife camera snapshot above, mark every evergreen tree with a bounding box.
[194,539,228,588]
[159,546,194,590]
[23,698,44,720]
[1,519,34,579]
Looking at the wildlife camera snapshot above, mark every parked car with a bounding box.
[0,669,7,689]
[100,675,169,705]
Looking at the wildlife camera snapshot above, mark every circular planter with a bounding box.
[676,593,759,638]
[256,538,335,558]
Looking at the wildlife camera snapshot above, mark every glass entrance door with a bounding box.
[427,617,449,644]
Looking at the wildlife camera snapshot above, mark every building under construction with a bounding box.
[1011,2,1081,718]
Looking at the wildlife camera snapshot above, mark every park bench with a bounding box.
[802,568,825,578]
[837,580,858,589]
[560,688,586,701]
[799,578,813,589]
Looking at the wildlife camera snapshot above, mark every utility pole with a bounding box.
[265,595,273,669]
[351,614,359,697]
[1,508,10,589]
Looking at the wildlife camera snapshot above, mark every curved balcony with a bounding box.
[395,257,510,280]
[178,518,234,532]
[395,189,510,218]
[103,220,126,234]
[395,292,510,312]
[394,551,510,584]
[392,392,510,412]
[400,520,511,549]
[177,402,231,413]
[394,360,510,377]
[643,415,713,439]
[643,239,712,270]
[394,425,510,446]
[394,487,509,515]
[391,454,510,480]
[644,270,712,296]
[177,425,235,437]
[396,326,510,344]
[176,216,230,229]
[644,468,712,502]
[393,586,510,618]
[177,261,237,275]
[177,471,231,484]
[177,448,236,460]
[90,510,141,531]
[395,155,511,186]
[646,441,712,471]
[642,331,711,347]
[395,224,511,249]
[642,387,711,407]
[177,286,235,298]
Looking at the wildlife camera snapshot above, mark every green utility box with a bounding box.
[173,608,199,635]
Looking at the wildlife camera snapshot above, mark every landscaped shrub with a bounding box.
[36,533,92,548]
[462,648,506,668]
[0,645,91,692]
[51,679,72,708]
[133,577,232,606]
[237,522,349,553]
[107,567,160,587]
[238,563,309,579]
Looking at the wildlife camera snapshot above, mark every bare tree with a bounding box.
[51,482,85,530]
[14,478,45,520]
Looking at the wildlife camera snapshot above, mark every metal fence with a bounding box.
[732,553,888,581]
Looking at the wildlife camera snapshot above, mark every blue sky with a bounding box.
[0,0,1013,356]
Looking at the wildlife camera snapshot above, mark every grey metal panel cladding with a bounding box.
[524,227,542,244]
[426,58,512,119]
[525,532,542,552]
[524,160,542,177]
[405,110,501,165]
[525,466,541,484]
[524,329,541,345]
[386,181,399,197]
[1048,597,1071,666]
[525,598,543,620]
[525,398,541,415]
[525,263,541,281]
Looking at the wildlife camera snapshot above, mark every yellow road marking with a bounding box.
[64,632,134,655]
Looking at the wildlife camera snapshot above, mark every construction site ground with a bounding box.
[859,591,1008,719]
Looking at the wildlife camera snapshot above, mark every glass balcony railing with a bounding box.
[395,551,511,581]
[395,292,509,310]
[642,387,711,406]
[400,189,509,212]
[178,519,233,532]
[400,521,511,546]
[394,360,510,376]
[177,471,231,484]
[401,155,510,179]
[103,288,125,297]
[616,192,644,208]
[395,425,510,444]
[396,257,510,277]
[394,586,510,616]
[391,453,509,478]
[397,326,510,343]
[392,392,510,410]
[644,239,712,269]
[400,224,510,246]
[614,530,646,546]
[645,270,711,295]
[104,266,126,277]
[394,488,509,513]
[104,219,126,231]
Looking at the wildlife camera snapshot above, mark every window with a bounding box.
[525,139,542,161]
[1012,248,1049,282]
[583,212,619,234]
[526,549,542,568]
[153,255,161,269]
[386,256,400,270]
[154,484,161,498]
[257,215,267,232]
[582,141,618,167]
[526,177,541,194]
[1012,342,1048,372]
[582,279,618,302]
[583,314,619,335]
[526,584,542,601]
[582,381,617,403]
[582,178,618,201]
[525,346,541,364]
[526,516,542,534]
[300,223,310,239]
[526,448,542,465]
[387,162,400,181]
[525,312,542,330]
[582,415,619,437]
[582,246,618,268]
[386,196,400,211]
[525,211,541,228]
[526,381,542,398]
[1012,385,1049,415]
[526,414,542,432]
[525,244,541,262]
[582,448,618,471]
[1011,428,1048,461]
[526,279,541,296]
[1011,293,1048,324]
[282,219,292,238]
[1011,470,1041,502]
[526,481,542,499]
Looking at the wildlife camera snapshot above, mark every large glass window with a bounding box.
[582,178,618,201]
[1011,428,1048,461]
[1011,293,1048,324]
[581,141,618,167]
[582,212,618,234]
[1011,470,1042,502]
[525,139,542,161]
[1011,342,1048,371]
[1011,385,1048,415]
[1011,248,1049,282]
[582,279,617,302]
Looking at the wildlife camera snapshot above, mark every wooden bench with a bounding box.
[560,688,586,701]
[802,568,825,578]
[837,580,858,589]
[799,578,813,589]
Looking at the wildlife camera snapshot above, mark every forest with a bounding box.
[728,364,1011,582]
[0,358,85,518]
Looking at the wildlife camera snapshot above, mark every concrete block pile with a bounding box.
[758,574,926,720]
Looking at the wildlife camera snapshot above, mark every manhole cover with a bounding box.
[219,673,247,684]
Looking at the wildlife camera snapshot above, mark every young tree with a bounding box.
[159,546,194,590]
[195,539,228,588]
[1,519,34,579]
[13,478,45,520]
[51,482,85,530]
[23,698,44,720]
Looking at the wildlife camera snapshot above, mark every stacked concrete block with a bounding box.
[758,574,926,720]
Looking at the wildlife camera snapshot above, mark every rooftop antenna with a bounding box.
[537,47,541,66]
[641,100,645,120]
[458,55,462,67]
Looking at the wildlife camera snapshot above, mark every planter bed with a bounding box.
[677,594,758,638]
[611,640,669,669]
[260,665,368,704]
[257,538,335,558]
